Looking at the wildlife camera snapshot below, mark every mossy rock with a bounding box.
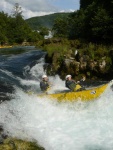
[0,138,45,150]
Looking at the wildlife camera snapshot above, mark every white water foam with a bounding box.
[24,57,46,79]
[0,79,113,150]
[22,60,68,93]
[1,61,113,150]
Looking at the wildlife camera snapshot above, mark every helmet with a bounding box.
[42,74,47,78]
[65,75,71,79]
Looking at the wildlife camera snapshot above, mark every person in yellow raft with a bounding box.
[40,75,50,92]
[65,75,86,92]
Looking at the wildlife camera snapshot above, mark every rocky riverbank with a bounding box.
[44,44,113,81]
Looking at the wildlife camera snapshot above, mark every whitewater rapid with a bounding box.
[0,48,113,150]
[0,78,113,150]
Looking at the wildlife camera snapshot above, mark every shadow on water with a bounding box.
[0,80,14,103]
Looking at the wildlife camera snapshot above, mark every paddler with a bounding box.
[40,75,50,92]
[65,75,85,91]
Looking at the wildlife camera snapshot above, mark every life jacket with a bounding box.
[66,80,76,91]
[40,81,49,91]
[66,80,82,91]
[74,84,82,91]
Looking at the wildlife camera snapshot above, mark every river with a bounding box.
[0,46,113,150]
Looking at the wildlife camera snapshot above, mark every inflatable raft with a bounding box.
[38,82,110,102]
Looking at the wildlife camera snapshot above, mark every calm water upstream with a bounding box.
[0,46,113,150]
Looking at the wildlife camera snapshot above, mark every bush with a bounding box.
[44,43,70,57]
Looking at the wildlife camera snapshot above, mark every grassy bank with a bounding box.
[38,38,112,65]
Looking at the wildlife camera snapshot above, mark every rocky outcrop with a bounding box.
[64,58,80,75]
[45,50,112,80]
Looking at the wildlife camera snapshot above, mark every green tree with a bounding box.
[53,17,69,38]
[0,5,42,45]
[90,8,113,43]
[12,3,23,18]
[80,0,92,9]
[68,10,86,40]
[39,26,49,37]
[27,31,42,42]
[8,3,40,44]
[0,11,9,44]
[67,1,113,44]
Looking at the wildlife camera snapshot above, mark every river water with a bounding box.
[0,46,113,150]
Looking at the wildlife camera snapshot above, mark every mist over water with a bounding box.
[0,46,113,150]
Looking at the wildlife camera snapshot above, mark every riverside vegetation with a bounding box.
[36,38,113,81]
[35,0,113,81]
[1,0,113,149]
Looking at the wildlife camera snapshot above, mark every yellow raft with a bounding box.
[39,83,109,102]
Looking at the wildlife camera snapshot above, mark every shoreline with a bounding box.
[0,46,12,49]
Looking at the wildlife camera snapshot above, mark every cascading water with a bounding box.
[0,46,113,150]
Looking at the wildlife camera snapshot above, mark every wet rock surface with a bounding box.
[45,50,113,81]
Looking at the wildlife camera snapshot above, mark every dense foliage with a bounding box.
[0,4,42,45]
[53,0,113,44]
[1,1,113,46]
